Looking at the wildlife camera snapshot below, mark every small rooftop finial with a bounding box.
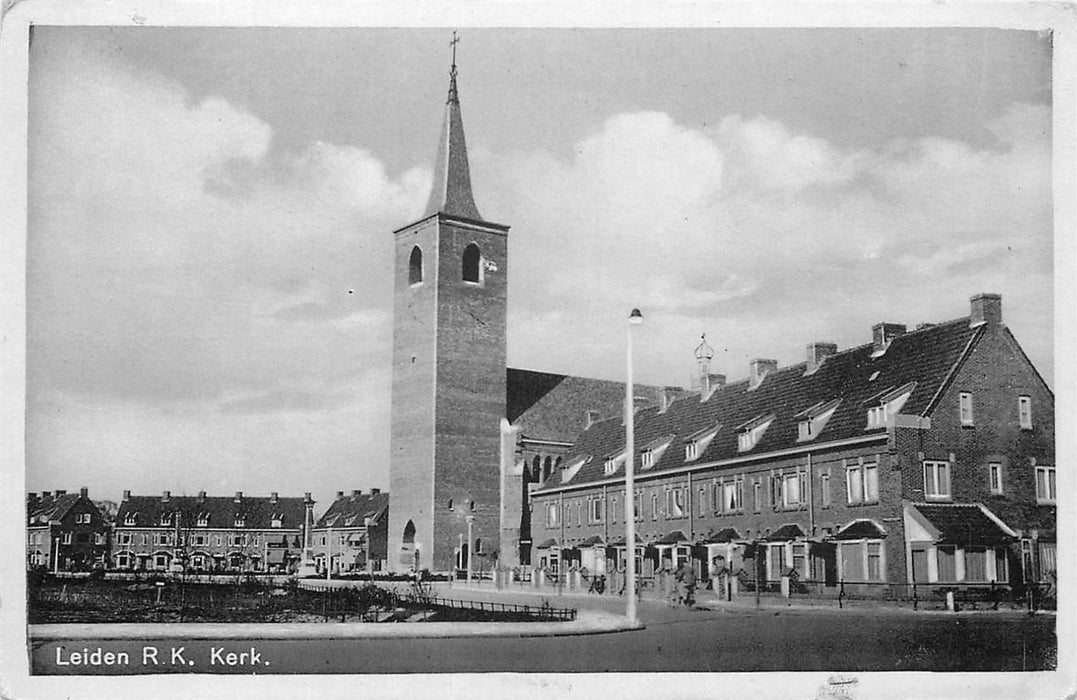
[695,334,715,365]
[447,31,460,104]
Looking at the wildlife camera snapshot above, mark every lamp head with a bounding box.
[629,308,643,326]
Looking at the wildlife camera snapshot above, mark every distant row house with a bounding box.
[26,488,109,571]
[529,294,1055,594]
[310,489,389,574]
[111,491,312,573]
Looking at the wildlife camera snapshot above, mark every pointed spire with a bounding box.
[424,31,483,221]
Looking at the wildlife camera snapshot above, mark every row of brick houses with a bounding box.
[528,294,1056,593]
[26,489,390,575]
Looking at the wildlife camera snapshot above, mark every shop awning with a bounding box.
[656,530,688,545]
[764,524,806,541]
[832,520,887,540]
[579,535,605,547]
[906,503,1016,546]
[535,538,559,549]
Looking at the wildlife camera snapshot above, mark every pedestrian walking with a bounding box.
[674,561,697,607]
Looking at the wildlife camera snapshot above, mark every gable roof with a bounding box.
[26,492,82,525]
[534,317,983,493]
[507,367,675,443]
[314,491,389,529]
[115,493,307,530]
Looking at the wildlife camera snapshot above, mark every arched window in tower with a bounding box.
[531,455,541,482]
[409,246,423,286]
[402,520,416,545]
[462,243,482,283]
[543,456,553,482]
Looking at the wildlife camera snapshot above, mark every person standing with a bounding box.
[674,561,697,607]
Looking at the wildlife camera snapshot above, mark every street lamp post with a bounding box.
[326,526,332,581]
[364,516,373,580]
[466,514,475,587]
[624,307,643,624]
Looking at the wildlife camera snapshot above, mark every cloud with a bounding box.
[490,103,1051,387]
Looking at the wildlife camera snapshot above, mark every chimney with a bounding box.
[749,359,777,389]
[304,491,313,503]
[970,293,1002,328]
[198,490,206,501]
[80,487,89,498]
[370,488,381,495]
[806,342,837,374]
[162,490,170,502]
[55,489,66,496]
[234,491,243,503]
[915,322,936,331]
[270,491,278,503]
[42,491,51,499]
[336,491,344,500]
[122,490,130,501]
[585,410,602,429]
[352,489,362,498]
[871,323,906,354]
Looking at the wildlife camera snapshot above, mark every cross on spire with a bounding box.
[450,31,460,72]
[447,31,460,104]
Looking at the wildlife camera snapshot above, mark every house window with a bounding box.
[160,514,172,526]
[959,392,974,426]
[923,460,952,500]
[155,554,169,569]
[965,547,987,581]
[215,535,222,546]
[666,487,687,518]
[863,462,878,503]
[118,533,131,545]
[94,533,104,545]
[576,502,582,526]
[989,463,1003,495]
[409,246,423,285]
[76,513,91,524]
[752,481,761,512]
[1035,466,1056,503]
[651,494,659,520]
[699,488,707,516]
[234,518,245,527]
[61,533,72,544]
[611,496,618,523]
[846,463,862,504]
[462,243,482,283]
[685,442,698,461]
[641,451,654,469]
[1018,396,1032,429]
[124,514,137,526]
[232,535,245,546]
[469,500,476,512]
[634,492,644,521]
[604,453,625,476]
[272,517,282,528]
[197,516,208,527]
[820,473,831,508]
[791,543,808,578]
[781,473,803,507]
[545,502,559,527]
[866,383,915,428]
[590,497,604,523]
[797,399,840,442]
[866,542,883,581]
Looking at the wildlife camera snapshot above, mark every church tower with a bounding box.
[388,44,509,572]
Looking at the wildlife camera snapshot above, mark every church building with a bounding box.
[386,52,673,572]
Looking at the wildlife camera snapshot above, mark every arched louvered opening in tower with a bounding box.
[409,246,423,285]
[462,243,481,283]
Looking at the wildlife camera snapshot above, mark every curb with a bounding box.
[29,610,643,641]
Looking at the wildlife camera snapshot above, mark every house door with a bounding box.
[811,543,837,585]
[910,548,930,583]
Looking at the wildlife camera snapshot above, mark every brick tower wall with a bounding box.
[431,220,508,572]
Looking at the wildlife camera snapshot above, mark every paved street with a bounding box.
[31,586,1056,674]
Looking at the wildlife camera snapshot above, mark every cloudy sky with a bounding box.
[25,27,1053,507]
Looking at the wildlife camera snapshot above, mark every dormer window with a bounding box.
[736,415,774,452]
[865,383,915,429]
[603,451,626,476]
[234,516,245,527]
[797,399,841,442]
[271,516,283,528]
[124,513,138,526]
[160,513,172,526]
[197,514,209,527]
[559,456,590,484]
[640,434,675,470]
[684,425,720,462]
